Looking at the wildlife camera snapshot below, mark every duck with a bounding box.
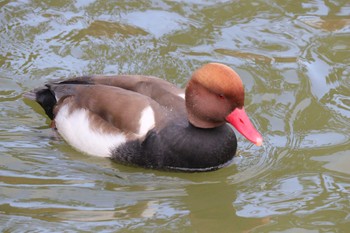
[25,63,263,172]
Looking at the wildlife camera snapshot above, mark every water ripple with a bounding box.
[1,0,350,232]
[234,173,350,218]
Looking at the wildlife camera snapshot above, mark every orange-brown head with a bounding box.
[191,63,244,107]
[185,63,263,146]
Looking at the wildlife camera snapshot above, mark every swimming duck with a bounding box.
[25,63,262,171]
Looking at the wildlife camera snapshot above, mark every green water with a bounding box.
[1,0,349,232]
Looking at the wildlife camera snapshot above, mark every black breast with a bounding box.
[111,121,237,172]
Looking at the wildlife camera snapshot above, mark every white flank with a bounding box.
[55,105,126,157]
[138,106,155,136]
[178,93,185,99]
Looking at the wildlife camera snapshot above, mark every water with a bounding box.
[1,0,349,232]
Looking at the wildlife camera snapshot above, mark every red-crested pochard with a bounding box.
[25,63,262,171]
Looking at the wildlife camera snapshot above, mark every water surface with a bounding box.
[1,0,350,232]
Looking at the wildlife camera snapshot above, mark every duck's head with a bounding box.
[185,63,263,146]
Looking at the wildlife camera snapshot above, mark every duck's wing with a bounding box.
[61,83,169,134]
[58,75,186,113]
[27,83,168,134]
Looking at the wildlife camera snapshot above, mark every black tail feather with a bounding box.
[24,87,57,120]
[24,76,93,119]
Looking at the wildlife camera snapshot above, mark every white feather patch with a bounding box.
[138,106,155,136]
[55,105,126,157]
[178,93,185,99]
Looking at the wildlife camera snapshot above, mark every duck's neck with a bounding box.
[187,112,225,128]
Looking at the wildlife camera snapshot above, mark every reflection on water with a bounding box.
[1,0,350,232]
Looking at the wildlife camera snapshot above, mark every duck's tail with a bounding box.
[23,85,57,120]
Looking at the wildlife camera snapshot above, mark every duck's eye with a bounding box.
[218,94,225,99]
